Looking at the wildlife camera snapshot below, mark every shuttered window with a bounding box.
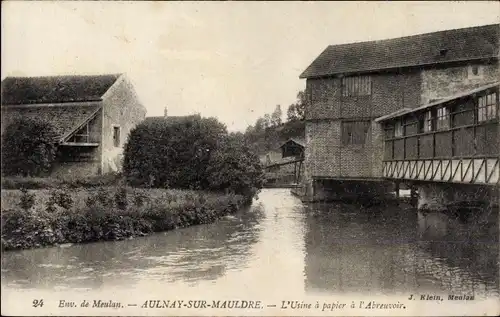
[341,121,370,145]
[341,76,372,97]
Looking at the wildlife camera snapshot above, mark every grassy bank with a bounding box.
[1,186,247,251]
[1,173,123,190]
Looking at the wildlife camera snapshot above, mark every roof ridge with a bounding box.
[326,23,499,48]
[300,23,499,78]
[2,73,122,80]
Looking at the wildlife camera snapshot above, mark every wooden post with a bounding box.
[410,184,418,207]
[294,161,298,184]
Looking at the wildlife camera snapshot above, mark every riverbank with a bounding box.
[1,186,247,251]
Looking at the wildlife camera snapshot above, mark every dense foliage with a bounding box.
[1,118,59,177]
[1,187,246,251]
[207,133,265,200]
[123,115,264,198]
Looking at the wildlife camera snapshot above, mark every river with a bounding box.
[1,188,499,314]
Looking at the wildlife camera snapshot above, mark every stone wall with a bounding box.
[306,70,422,121]
[417,183,498,211]
[101,76,147,174]
[421,62,500,104]
[305,179,394,203]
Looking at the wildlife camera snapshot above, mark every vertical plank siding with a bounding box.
[382,86,499,185]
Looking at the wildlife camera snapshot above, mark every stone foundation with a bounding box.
[302,178,394,203]
[417,183,498,212]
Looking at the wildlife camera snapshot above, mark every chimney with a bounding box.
[164,107,168,118]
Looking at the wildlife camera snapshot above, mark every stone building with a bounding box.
[1,74,146,178]
[299,23,499,201]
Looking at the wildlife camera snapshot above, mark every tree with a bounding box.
[206,133,264,200]
[287,104,299,121]
[254,117,265,133]
[263,114,272,129]
[123,115,226,189]
[271,105,282,127]
[1,118,58,177]
[286,90,306,121]
[123,115,264,199]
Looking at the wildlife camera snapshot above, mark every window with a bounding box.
[423,110,433,132]
[478,93,498,122]
[113,126,121,147]
[341,121,370,146]
[436,106,449,130]
[471,66,479,76]
[394,120,403,137]
[68,123,90,143]
[467,65,483,79]
[341,76,371,97]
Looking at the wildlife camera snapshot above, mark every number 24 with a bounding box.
[33,299,44,308]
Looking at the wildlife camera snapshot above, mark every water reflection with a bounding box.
[1,205,265,291]
[416,208,499,296]
[1,189,498,300]
[303,202,419,295]
[303,201,499,298]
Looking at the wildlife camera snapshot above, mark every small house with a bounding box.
[1,74,147,178]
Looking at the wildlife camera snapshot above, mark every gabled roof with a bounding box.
[280,137,305,148]
[1,74,121,105]
[375,81,500,122]
[1,104,101,142]
[300,24,499,79]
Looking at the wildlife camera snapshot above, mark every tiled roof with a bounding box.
[1,104,101,142]
[300,24,499,78]
[1,74,121,105]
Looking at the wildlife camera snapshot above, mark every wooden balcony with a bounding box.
[377,82,499,186]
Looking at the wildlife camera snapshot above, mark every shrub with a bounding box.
[19,188,36,212]
[123,115,227,189]
[1,118,59,177]
[123,116,264,200]
[206,133,265,199]
[114,186,128,211]
[46,189,74,212]
[1,187,247,250]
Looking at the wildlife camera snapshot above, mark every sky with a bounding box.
[2,1,499,131]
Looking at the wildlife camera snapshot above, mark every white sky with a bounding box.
[2,1,499,131]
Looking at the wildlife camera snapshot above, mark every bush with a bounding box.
[123,115,226,189]
[19,188,36,212]
[1,118,59,177]
[123,115,264,200]
[1,187,247,251]
[206,134,264,199]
